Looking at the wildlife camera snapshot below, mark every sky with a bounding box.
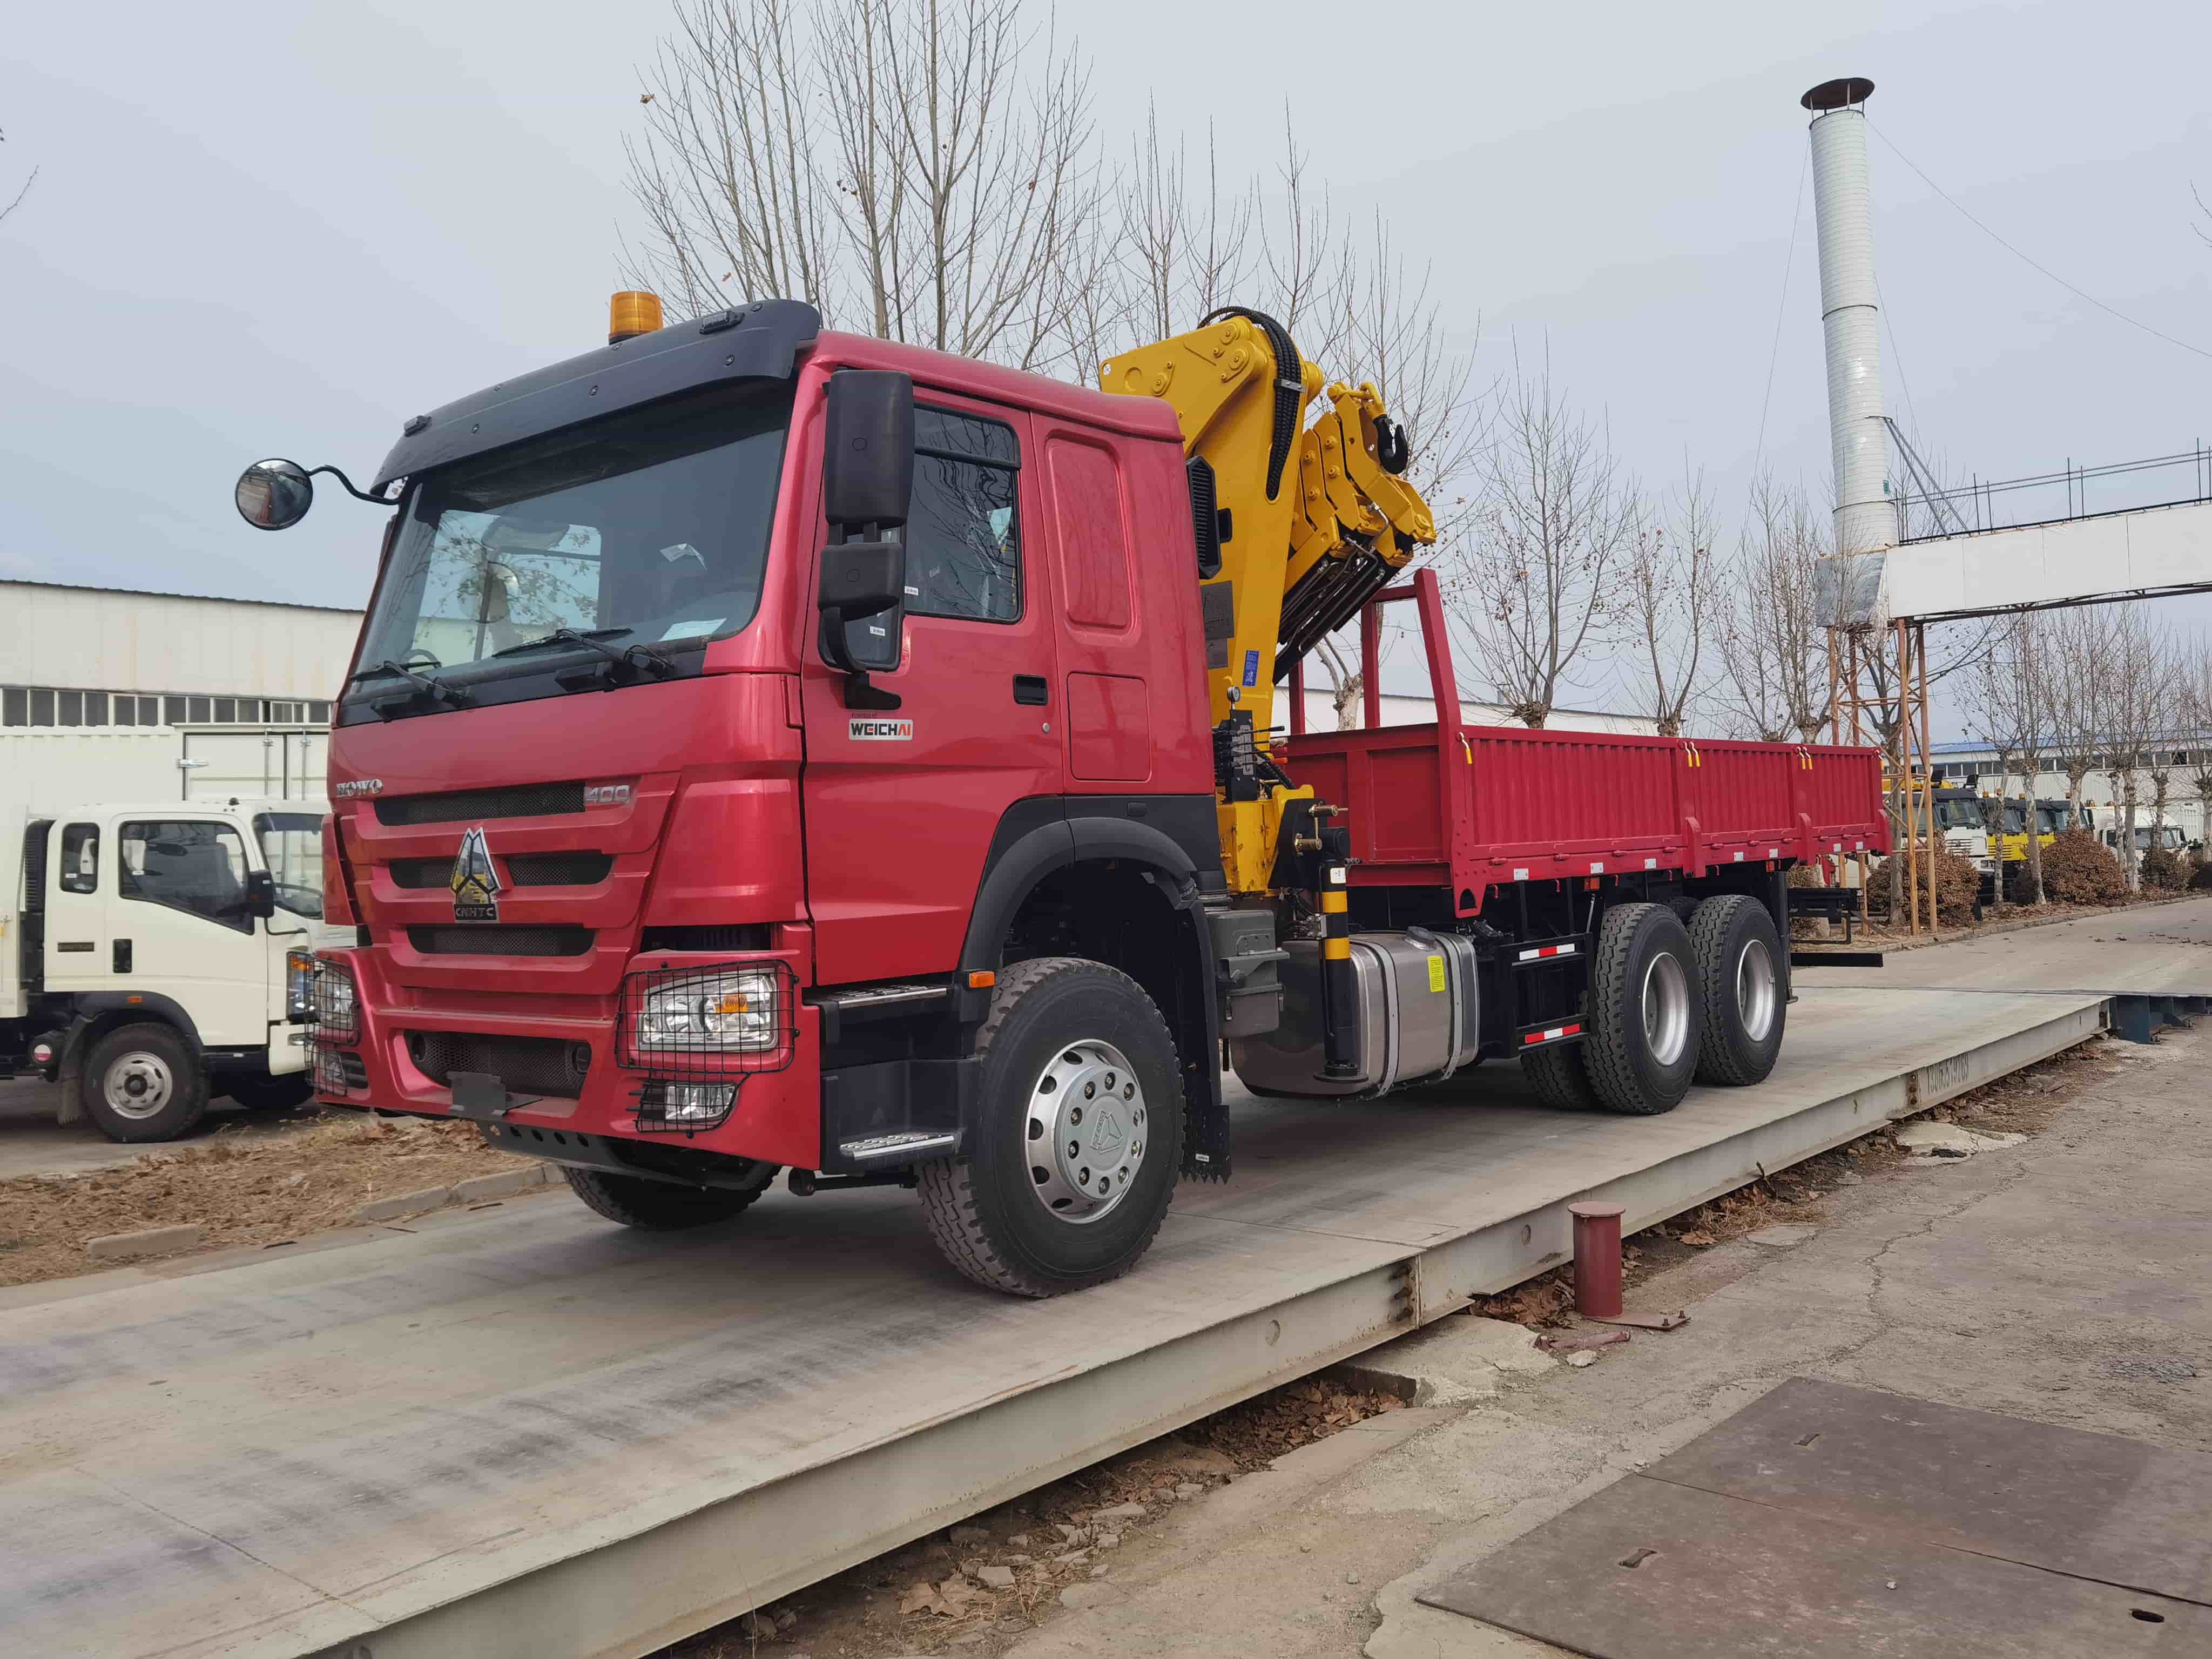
[4,1,2210,736]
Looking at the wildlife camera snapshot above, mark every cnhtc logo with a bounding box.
[449,826,502,922]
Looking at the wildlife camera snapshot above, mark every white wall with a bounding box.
[1,582,362,702]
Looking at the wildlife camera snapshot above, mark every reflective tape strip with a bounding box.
[1515,943,1578,961]
[1319,891,1348,914]
[1521,1022,1584,1046]
[1322,936,1352,961]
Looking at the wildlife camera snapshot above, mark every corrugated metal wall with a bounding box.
[0,582,362,701]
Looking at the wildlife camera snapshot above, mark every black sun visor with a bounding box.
[374,299,820,491]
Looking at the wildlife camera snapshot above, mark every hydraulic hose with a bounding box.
[1199,306,1304,501]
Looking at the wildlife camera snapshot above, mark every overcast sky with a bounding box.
[4,1,2209,734]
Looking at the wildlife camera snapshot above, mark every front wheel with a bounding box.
[564,1166,772,1230]
[1581,903,1703,1115]
[918,957,1183,1297]
[224,1071,316,1112]
[82,1023,210,1142]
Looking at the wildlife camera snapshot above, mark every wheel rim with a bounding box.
[1736,937,1777,1042]
[1023,1040,1148,1225]
[103,1051,176,1120]
[1641,952,1691,1068]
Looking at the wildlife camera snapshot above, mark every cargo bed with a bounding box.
[1282,572,1890,912]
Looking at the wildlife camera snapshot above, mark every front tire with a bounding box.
[1688,895,1786,1085]
[564,1166,771,1230]
[82,1023,210,1142]
[1581,903,1703,1115]
[918,957,1183,1297]
[225,1071,316,1113]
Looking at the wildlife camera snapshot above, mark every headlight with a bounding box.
[313,961,360,1044]
[287,950,317,1021]
[635,968,779,1053]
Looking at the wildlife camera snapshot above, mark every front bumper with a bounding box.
[314,945,824,1170]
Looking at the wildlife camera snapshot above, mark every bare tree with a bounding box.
[624,0,1107,373]
[1620,466,1716,736]
[2089,604,2176,890]
[0,126,31,231]
[2043,605,2112,824]
[1442,348,1634,727]
[1713,477,1830,743]
[2189,645,2212,848]
[1961,612,2052,904]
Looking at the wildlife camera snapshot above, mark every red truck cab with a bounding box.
[314,303,1227,1290]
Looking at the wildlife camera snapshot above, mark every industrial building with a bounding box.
[1930,733,2211,844]
[1,580,362,732]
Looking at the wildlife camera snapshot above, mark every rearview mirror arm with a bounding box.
[310,464,403,507]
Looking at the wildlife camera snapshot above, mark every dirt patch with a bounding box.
[658,1375,1407,1657]
[0,1112,531,1287]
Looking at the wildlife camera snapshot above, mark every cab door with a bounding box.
[800,394,1060,985]
[41,820,109,994]
[113,814,268,1047]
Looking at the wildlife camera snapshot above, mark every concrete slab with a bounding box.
[1804,896,2212,997]
[0,982,2114,1659]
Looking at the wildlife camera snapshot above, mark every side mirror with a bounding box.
[245,869,278,920]
[823,370,914,529]
[817,539,906,621]
[235,459,315,531]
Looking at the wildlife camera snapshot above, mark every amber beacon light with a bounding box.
[608,290,664,343]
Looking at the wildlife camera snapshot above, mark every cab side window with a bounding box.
[119,820,254,934]
[906,409,1021,623]
[839,407,1021,671]
[58,824,99,894]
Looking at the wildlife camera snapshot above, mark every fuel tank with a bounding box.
[1230,929,1479,1098]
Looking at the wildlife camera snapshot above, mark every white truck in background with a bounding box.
[2,730,350,1141]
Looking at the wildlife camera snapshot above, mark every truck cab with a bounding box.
[2,798,348,1139]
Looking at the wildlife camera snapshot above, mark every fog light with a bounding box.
[638,1080,737,1131]
[313,1046,353,1095]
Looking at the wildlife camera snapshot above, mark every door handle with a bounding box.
[1013,675,1049,706]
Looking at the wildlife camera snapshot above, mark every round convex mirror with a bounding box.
[235,458,315,531]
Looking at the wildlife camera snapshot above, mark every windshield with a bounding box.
[2035,805,2068,835]
[352,385,792,705]
[254,812,325,919]
[1934,799,1982,831]
[2000,802,2029,833]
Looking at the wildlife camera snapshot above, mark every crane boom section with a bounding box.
[1102,314,1437,892]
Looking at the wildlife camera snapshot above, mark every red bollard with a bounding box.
[1568,1201,1626,1320]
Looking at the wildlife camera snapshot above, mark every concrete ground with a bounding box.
[1001,1026,2208,1659]
[0,1074,324,1178]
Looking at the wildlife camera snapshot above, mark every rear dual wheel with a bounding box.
[1520,896,1785,1115]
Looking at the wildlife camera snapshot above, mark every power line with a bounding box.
[1752,150,1811,474]
[1868,122,2212,365]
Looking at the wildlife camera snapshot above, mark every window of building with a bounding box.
[165,696,188,725]
[118,819,254,934]
[85,691,108,725]
[187,696,211,723]
[3,689,25,726]
[59,823,100,894]
[30,689,55,726]
[308,701,329,723]
[114,697,136,726]
[138,696,160,725]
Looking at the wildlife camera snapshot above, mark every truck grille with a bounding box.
[388,852,613,888]
[375,783,586,825]
[407,1031,591,1098]
[406,926,595,957]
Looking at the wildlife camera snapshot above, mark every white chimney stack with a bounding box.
[1803,77,1896,557]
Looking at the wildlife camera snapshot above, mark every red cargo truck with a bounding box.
[239,296,1889,1297]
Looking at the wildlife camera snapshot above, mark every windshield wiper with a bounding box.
[346,658,471,711]
[493,626,675,679]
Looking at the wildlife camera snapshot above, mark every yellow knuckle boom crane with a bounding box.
[1101,308,1437,898]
